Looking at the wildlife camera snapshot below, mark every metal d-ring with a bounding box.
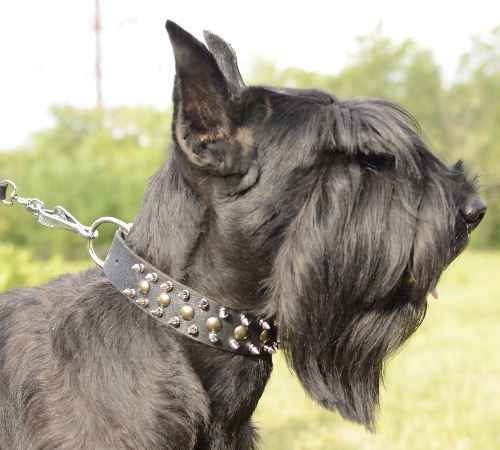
[86,217,132,268]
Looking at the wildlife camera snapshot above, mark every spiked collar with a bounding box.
[103,231,277,356]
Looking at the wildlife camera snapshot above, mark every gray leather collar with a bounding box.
[103,231,277,356]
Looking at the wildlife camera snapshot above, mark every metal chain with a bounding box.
[1,179,131,267]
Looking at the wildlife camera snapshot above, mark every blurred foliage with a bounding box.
[249,25,500,248]
[1,24,499,261]
[0,106,169,259]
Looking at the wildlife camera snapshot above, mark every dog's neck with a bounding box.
[127,155,269,315]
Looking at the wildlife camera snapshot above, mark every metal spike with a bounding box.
[198,298,209,310]
[240,314,251,327]
[259,319,271,330]
[219,307,229,319]
[161,281,173,291]
[132,263,144,273]
[264,345,277,354]
[151,307,163,317]
[135,298,149,307]
[208,332,219,343]
[187,325,198,336]
[248,344,260,355]
[178,289,190,300]
[122,289,136,298]
[229,338,240,350]
[169,317,180,327]
[145,272,158,282]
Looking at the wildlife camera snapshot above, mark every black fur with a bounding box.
[0,21,485,449]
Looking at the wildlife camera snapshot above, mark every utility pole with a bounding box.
[94,0,102,108]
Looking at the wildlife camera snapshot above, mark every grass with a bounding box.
[254,250,500,449]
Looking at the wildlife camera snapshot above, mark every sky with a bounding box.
[0,0,499,150]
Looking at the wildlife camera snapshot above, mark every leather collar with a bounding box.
[103,231,277,356]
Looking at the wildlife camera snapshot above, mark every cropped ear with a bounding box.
[203,30,245,87]
[166,21,256,180]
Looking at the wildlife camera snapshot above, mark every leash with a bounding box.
[1,179,278,355]
[1,179,130,267]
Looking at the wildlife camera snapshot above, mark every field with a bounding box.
[0,248,498,448]
[254,251,500,449]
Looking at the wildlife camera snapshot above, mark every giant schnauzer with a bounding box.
[0,21,486,449]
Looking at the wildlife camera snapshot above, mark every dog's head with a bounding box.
[161,22,486,431]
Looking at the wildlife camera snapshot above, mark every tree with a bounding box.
[0,105,170,258]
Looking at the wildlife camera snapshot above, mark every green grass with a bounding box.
[254,250,500,449]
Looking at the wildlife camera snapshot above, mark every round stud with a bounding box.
[145,272,158,282]
[138,280,150,295]
[248,344,260,355]
[260,329,271,343]
[240,314,251,327]
[122,288,135,298]
[180,305,195,321]
[199,298,209,310]
[169,317,180,327]
[187,325,198,336]
[219,307,229,319]
[151,307,163,317]
[136,298,149,307]
[132,263,145,273]
[229,338,240,350]
[178,289,190,300]
[205,317,222,333]
[157,292,171,308]
[161,281,173,291]
[234,325,249,341]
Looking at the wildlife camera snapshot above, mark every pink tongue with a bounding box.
[430,289,439,299]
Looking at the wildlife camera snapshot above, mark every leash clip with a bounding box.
[1,179,131,268]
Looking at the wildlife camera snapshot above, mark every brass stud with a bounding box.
[122,288,136,298]
[157,292,171,308]
[138,280,150,295]
[187,325,198,336]
[209,332,219,343]
[248,344,260,355]
[219,307,229,319]
[136,298,149,307]
[259,319,271,330]
[240,314,251,327]
[260,329,271,343]
[178,289,190,300]
[132,263,144,273]
[229,338,240,350]
[161,281,173,291]
[151,307,163,317]
[180,305,195,321]
[234,325,249,341]
[145,272,158,282]
[199,298,209,310]
[205,317,222,333]
[169,317,180,327]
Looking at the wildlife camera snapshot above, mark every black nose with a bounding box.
[462,193,487,233]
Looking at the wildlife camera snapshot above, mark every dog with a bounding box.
[0,21,486,449]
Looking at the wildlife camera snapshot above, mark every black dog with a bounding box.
[0,21,486,449]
